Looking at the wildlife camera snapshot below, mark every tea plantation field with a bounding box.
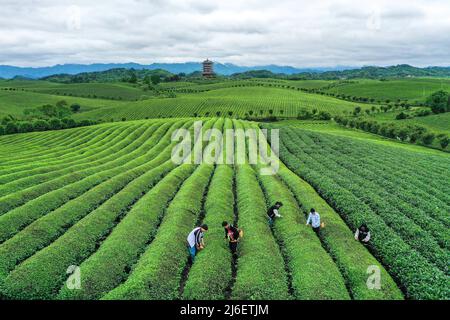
[0,116,448,300]
[322,78,450,104]
[0,118,403,299]
[264,123,450,299]
[0,77,448,300]
[0,79,367,120]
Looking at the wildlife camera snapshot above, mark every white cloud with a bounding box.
[66,5,82,31]
[0,0,449,67]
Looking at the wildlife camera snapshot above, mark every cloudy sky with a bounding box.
[1,0,450,67]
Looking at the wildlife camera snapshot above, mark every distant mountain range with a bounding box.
[0,62,352,79]
[0,63,449,80]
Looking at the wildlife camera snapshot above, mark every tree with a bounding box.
[57,105,71,118]
[395,112,408,120]
[397,128,408,141]
[56,100,68,108]
[370,122,380,134]
[5,122,18,134]
[437,134,449,149]
[1,116,12,125]
[386,126,397,139]
[353,106,361,115]
[421,133,435,145]
[128,72,138,84]
[151,75,161,85]
[39,104,57,117]
[426,90,449,114]
[297,108,313,120]
[70,104,81,113]
[316,111,331,120]
[18,122,33,133]
[62,118,76,128]
[33,120,49,131]
[0,125,4,135]
[49,118,62,130]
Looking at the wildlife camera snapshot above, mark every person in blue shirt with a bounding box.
[306,208,321,235]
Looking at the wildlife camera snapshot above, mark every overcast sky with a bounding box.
[1,0,449,67]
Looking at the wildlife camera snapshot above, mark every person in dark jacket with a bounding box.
[222,221,240,256]
[355,224,371,243]
[267,202,283,227]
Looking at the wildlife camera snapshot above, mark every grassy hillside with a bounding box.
[323,78,450,104]
[73,86,366,121]
[0,90,126,118]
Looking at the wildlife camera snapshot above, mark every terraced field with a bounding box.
[323,78,450,103]
[0,80,149,101]
[0,79,371,121]
[73,87,366,121]
[264,124,450,299]
[0,89,124,117]
[0,118,421,300]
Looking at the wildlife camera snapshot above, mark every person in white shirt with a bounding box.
[355,224,371,244]
[187,224,208,262]
[306,208,321,235]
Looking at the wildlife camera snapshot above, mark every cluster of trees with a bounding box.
[43,68,184,85]
[296,108,331,120]
[334,116,449,149]
[23,100,81,120]
[0,118,99,136]
[231,65,450,80]
[426,90,450,114]
[0,99,92,136]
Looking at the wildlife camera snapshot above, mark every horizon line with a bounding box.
[1,62,450,70]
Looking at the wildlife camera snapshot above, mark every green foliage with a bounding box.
[17,121,33,133]
[274,127,450,299]
[231,164,291,300]
[437,134,449,149]
[426,90,449,114]
[49,118,62,130]
[276,164,403,299]
[5,122,18,134]
[395,111,408,120]
[70,103,81,113]
[103,164,215,300]
[151,74,161,85]
[58,164,196,300]
[183,164,235,300]
[422,132,435,145]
